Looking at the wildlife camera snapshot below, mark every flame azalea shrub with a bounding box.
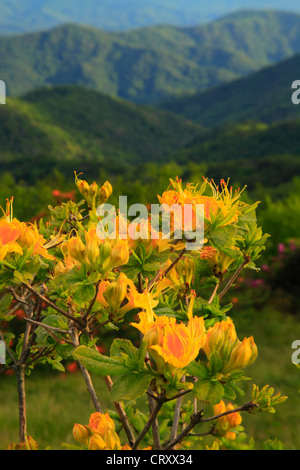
[0,176,287,451]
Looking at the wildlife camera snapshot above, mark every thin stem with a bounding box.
[71,330,102,412]
[104,375,135,448]
[148,393,161,450]
[16,365,27,442]
[82,281,101,322]
[219,256,250,300]
[131,396,165,450]
[22,282,83,327]
[149,247,187,292]
[199,401,258,424]
[208,281,220,304]
[170,376,186,442]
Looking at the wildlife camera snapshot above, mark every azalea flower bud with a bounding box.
[248,336,258,366]
[104,429,122,450]
[103,240,129,272]
[222,337,254,374]
[88,181,99,208]
[73,423,90,446]
[18,224,39,248]
[203,318,237,361]
[99,239,112,265]
[85,238,100,268]
[75,176,90,199]
[105,274,128,311]
[88,434,107,450]
[67,236,86,264]
[26,435,38,450]
[226,403,242,428]
[98,181,113,204]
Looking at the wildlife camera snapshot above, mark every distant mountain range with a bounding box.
[1,1,300,33]
[2,10,300,103]
[159,53,300,127]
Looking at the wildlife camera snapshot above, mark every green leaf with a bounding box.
[72,283,96,307]
[73,345,128,376]
[208,350,223,375]
[186,360,209,379]
[193,378,224,405]
[110,338,137,358]
[110,372,152,401]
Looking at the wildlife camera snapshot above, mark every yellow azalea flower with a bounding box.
[132,289,206,370]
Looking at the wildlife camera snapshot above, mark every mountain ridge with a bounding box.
[2,10,300,103]
[159,52,300,127]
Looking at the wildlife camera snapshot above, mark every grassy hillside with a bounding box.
[168,120,300,192]
[159,53,300,127]
[2,11,300,103]
[1,85,300,204]
[0,85,201,183]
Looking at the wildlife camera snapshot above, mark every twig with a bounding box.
[104,375,135,448]
[82,280,101,322]
[170,377,186,442]
[163,401,258,450]
[23,318,72,344]
[23,317,69,335]
[22,282,83,327]
[219,256,250,300]
[131,394,165,450]
[148,393,161,449]
[208,281,220,304]
[149,247,186,292]
[16,365,27,442]
[71,329,103,412]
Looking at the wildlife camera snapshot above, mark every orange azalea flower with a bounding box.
[0,218,22,260]
[150,315,206,369]
[86,412,122,450]
[213,400,242,440]
[132,292,206,370]
[88,412,115,435]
